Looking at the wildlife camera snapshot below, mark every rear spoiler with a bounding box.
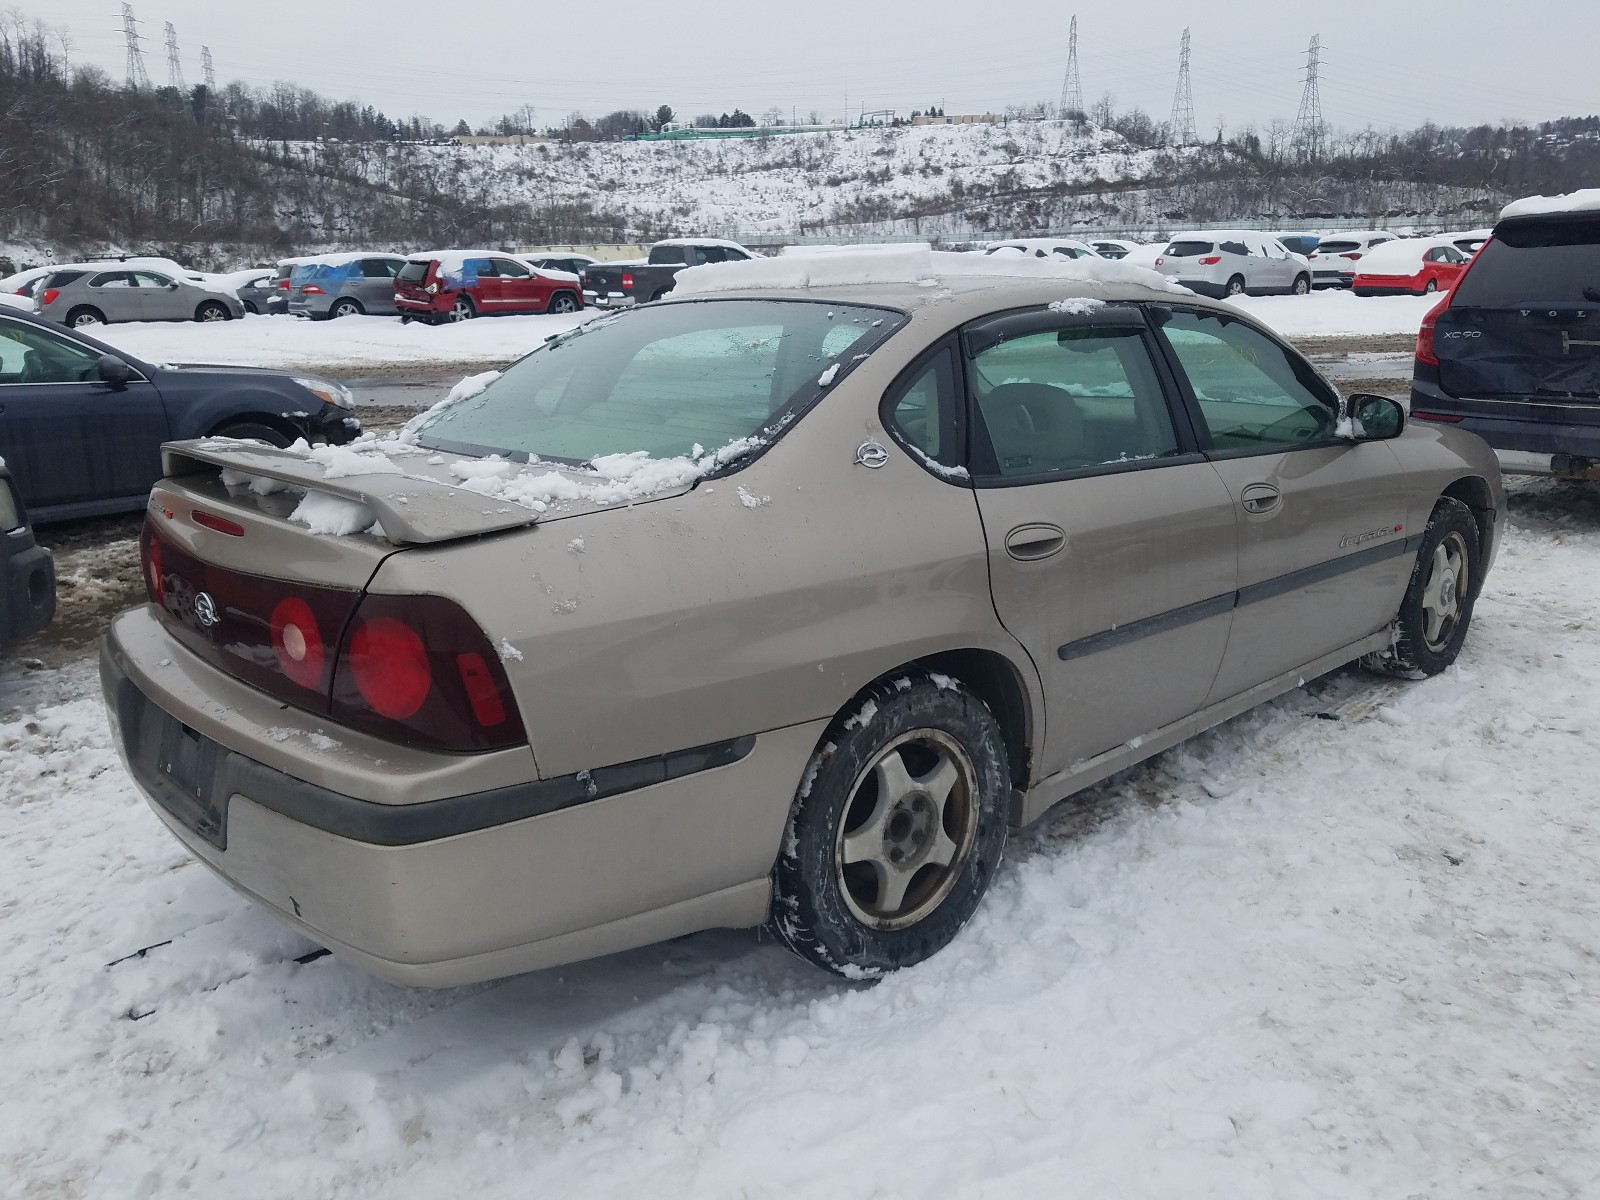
[162,439,539,545]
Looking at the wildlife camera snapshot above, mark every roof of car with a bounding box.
[985,238,1096,250]
[295,251,406,267]
[653,237,752,252]
[1350,238,1458,271]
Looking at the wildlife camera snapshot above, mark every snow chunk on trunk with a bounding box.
[289,490,377,536]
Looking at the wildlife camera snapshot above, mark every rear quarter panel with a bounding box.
[368,353,1034,781]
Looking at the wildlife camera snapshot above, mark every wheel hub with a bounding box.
[882,792,936,865]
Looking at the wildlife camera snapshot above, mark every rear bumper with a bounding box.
[288,295,333,318]
[1411,377,1600,472]
[582,290,635,309]
[1,535,53,646]
[100,608,818,987]
[1353,283,1421,297]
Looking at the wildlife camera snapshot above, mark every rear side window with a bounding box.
[43,271,87,288]
[886,349,957,464]
[361,258,399,278]
[1156,310,1337,452]
[91,271,135,288]
[397,261,430,283]
[1453,219,1600,306]
[1219,241,1249,257]
[1166,241,1214,257]
[967,327,1181,478]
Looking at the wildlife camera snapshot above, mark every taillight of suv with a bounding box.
[1415,290,1455,368]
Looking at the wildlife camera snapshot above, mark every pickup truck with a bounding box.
[581,239,756,308]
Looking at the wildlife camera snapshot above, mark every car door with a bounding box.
[463,257,501,309]
[358,258,399,314]
[1257,236,1297,291]
[491,256,540,312]
[133,271,187,320]
[961,305,1239,777]
[0,316,170,511]
[1150,305,1413,704]
[86,271,149,322]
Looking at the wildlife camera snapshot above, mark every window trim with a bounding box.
[877,336,969,485]
[1144,303,1347,461]
[958,304,1204,488]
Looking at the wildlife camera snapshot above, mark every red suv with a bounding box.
[394,252,584,323]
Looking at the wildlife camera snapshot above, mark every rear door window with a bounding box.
[91,271,135,289]
[1453,219,1600,306]
[649,245,688,265]
[966,324,1182,478]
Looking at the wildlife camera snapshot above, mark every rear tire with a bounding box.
[330,298,363,318]
[1364,497,1481,678]
[195,300,230,322]
[1225,275,1246,297]
[547,291,580,314]
[210,420,295,449]
[447,296,476,322]
[1292,274,1311,295]
[771,674,1010,979]
[66,307,105,328]
[649,287,671,303]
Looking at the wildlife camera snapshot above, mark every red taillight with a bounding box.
[276,278,290,290]
[348,616,432,719]
[1411,411,1463,423]
[621,272,633,289]
[456,652,508,727]
[1340,252,1362,260]
[1197,255,1221,265]
[330,594,526,751]
[191,509,245,536]
[39,288,59,306]
[1415,290,1454,368]
[270,596,326,690]
[302,284,325,295]
[1155,257,1164,266]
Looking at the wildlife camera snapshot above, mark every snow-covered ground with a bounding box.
[4,480,1599,1197]
[81,290,1430,375]
[88,311,596,372]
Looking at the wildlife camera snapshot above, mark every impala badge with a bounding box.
[855,440,889,469]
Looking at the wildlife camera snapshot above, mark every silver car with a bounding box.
[1308,231,1399,289]
[1155,231,1312,297]
[288,254,407,319]
[34,266,243,327]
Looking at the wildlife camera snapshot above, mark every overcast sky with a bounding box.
[19,0,1600,134]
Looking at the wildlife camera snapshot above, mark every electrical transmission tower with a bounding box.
[1293,34,1325,161]
[164,22,185,92]
[120,3,150,90]
[1169,27,1196,145]
[1059,15,1083,120]
[202,46,217,91]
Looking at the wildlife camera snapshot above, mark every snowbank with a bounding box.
[1227,290,1439,339]
[86,310,597,371]
[4,484,1600,1196]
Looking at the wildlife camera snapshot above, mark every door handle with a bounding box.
[1240,483,1281,515]
[1004,523,1067,561]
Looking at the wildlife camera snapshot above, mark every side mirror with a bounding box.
[97,354,133,388]
[167,281,180,290]
[1344,393,1405,440]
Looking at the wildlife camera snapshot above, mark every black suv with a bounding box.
[0,460,54,650]
[1412,206,1600,478]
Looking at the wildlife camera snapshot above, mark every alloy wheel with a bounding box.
[833,728,979,931]
[1421,531,1469,653]
[449,298,474,322]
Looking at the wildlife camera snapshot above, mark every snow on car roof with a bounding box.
[1350,238,1456,273]
[985,238,1097,250]
[295,251,404,267]
[1500,189,1600,220]
[407,249,524,269]
[653,237,754,252]
[671,243,1188,296]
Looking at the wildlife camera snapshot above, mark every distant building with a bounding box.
[911,113,1003,127]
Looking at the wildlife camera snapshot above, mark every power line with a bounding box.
[202,45,217,92]
[1169,27,1195,145]
[1059,15,1083,119]
[164,21,185,92]
[120,3,149,91]
[1292,34,1324,161]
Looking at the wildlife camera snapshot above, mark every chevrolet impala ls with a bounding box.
[100,253,1501,985]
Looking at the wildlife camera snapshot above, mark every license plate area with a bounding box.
[138,702,228,850]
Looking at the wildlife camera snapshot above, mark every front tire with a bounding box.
[196,300,230,322]
[209,420,294,448]
[1292,274,1311,295]
[1365,497,1481,678]
[771,674,1009,978]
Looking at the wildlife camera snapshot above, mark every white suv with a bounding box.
[1308,231,1399,289]
[1153,231,1312,298]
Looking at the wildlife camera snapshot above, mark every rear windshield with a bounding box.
[413,299,907,465]
[1452,219,1600,307]
[274,264,296,281]
[1164,241,1214,257]
[397,260,431,283]
[1317,241,1361,253]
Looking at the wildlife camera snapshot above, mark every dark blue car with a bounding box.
[0,308,361,523]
